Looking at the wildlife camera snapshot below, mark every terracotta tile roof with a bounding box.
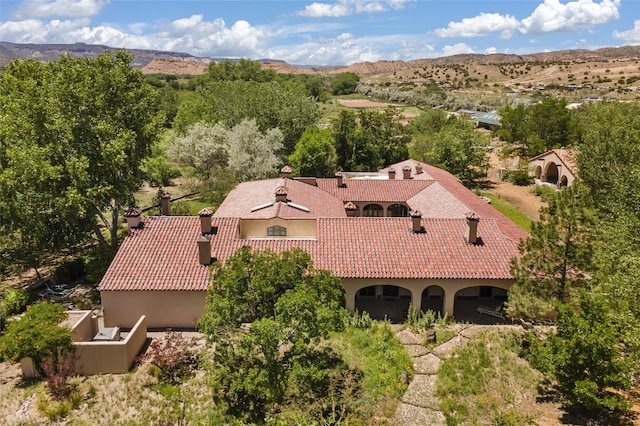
[100,160,529,291]
[214,178,346,219]
[316,178,433,202]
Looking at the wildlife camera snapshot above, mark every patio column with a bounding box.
[345,286,357,313]
[443,292,455,317]
[411,290,422,313]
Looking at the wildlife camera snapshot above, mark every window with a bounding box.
[267,225,286,236]
[362,204,384,217]
[387,204,408,217]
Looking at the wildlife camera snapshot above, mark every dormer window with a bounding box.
[267,225,287,236]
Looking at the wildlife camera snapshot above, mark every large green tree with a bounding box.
[288,126,338,177]
[507,185,595,319]
[0,51,164,269]
[199,247,347,420]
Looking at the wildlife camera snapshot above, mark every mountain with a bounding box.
[3,41,640,77]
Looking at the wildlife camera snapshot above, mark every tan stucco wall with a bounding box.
[239,218,317,238]
[74,315,147,375]
[68,310,97,342]
[342,278,513,315]
[530,153,576,187]
[101,290,206,329]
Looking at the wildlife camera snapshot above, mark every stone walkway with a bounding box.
[392,325,517,425]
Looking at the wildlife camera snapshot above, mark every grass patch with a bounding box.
[331,322,414,419]
[481,192,532,232]
[424,327,457,350]
[435,329,542,426]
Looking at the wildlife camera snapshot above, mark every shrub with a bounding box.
[136,330,199,384]
[533,184,556,202]
[2,288,35,315]
[53,258,85,285]
[345,309,372,329]
[509,169,533,186]
[40,349,80,400]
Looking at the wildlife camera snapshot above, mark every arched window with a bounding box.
[362,204,384,217]
[267,225,286,236]
[387,204,408,217]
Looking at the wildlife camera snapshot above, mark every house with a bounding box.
[98,160,529,329]
[529,149,578,188]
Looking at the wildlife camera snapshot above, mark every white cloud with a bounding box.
[434,13,520,38]
[14,0,110,19]
[485,47,498,54]
[520,0,620,35]
[299,2,353,17]
[0,15,267,58]
[613,20,640,43]
[441,43,474,57]
[298,0,413,18]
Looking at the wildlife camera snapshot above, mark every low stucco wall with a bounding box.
[74,315,147,375]
[101,290,206,329]
[68,310,97,342]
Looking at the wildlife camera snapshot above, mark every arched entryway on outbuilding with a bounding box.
[535,165,542,180]
[353,284,412,322]
[544,163,559,185]
[453,285,509,323]
[421,285,444,315]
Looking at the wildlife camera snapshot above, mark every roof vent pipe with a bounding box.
[160,192,171,216]
[465,212,480,244]
[197,235,212,265]
[199,207,213,234]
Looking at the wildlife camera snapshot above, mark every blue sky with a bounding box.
[1,0,639,65]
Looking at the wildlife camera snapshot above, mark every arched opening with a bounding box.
[544,163,559,185]
[362,204,384,217]
[535,166,542,180]
[453,286,508,324]
[354,285,412,322]
[421,285,444,315]
[387,204,409,217]
[560,175,568,188]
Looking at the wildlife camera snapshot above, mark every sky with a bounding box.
[1,0,639,66]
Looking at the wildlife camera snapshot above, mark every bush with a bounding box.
[40,349,80,400]
[136,330,199,384]
[2,288,35,315]
[509,169,533,186]
[533,184,556,202]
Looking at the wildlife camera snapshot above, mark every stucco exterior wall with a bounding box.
[101,290,206,329]
[529,152,576,187]
[342,278,513,315]
[239,218,317,238]
[74,315,147,375]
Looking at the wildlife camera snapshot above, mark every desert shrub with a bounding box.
[2,288,35,315]
[405,304,437,330]
[40,349,80,400]
[509,169,533,186]
[136,330,199,384]
[345,309,372,329]
[533,184,556,202]
[0,302,73,368]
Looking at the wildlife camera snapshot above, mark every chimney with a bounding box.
[344,202,358,217]
[197,235,212,265]
[199,207,213,234]
[388,169,396,180]
[415,163,423,174]
[160,192,171,216]
[465,212,480,244]
[402,166,412,180]
[275,186,288,203]
[335,171,345,187]
[410,209,424,233]
[124,207,142,230]
[281,165,292,179]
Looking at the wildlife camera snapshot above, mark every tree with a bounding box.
[288,126,337,177]
[199,58,276,84]
[331,72,360,95]
[198,247,347,420]
[225,119,284,181]
[0,51,164,258]
[529,294,631,412]
[507,185,595,319]
[410,113,490,187]
[168,122,229,180]
[494,103,531,158]
[0,302,74,371]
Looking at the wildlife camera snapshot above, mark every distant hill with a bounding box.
[3,41,640,79]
